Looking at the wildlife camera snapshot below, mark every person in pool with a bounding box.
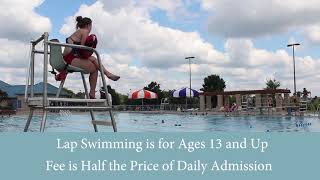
[63,16,120,99]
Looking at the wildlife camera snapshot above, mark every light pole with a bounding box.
[287,43,300,95]
[185,56,195,108]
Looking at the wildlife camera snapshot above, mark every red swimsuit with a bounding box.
[63,35,97,64]
[63,53,76,65]
[63,38,81,64]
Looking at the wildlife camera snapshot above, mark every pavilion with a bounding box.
[199,89,291,111]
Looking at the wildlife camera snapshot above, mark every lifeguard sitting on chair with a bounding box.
[61,16,120,99]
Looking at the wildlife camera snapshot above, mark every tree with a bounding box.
[0,89,8,101]
[0,90,10,110]
[145,82,161,93]
[105,85,120,105]
[74,91,85,99]
[119,94,129,105]
[144,81,164,104]
[201,75,226,92]
[265,79,280,90]
[62,88,75,97]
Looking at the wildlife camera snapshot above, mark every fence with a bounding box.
[113,104,200,111]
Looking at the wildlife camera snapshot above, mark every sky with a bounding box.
[1,0,320,95]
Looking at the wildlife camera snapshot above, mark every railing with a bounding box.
[113,104,200,112]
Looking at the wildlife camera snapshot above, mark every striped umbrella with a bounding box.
[173,87,199,98]
[128,89,158,105]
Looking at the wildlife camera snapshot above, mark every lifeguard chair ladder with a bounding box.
[23,32,117,132]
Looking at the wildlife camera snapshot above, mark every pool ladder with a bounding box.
[23,32,117,132]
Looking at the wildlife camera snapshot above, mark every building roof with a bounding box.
[200,89,291,96]
[0,80,10,88]
[0,80,70,98]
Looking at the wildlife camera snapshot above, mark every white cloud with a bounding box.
[60,1,226,70]
[304,25,320,44]
[56,1,320,96]
[57,1,228,94]
[0,0,52,71]
[0,39,31,68]
[201,0,320,39]
[2,0,320,97]
[0,0,52,88]
[99,0,183,18]
[0,0,51,41]
[214,39,320,93]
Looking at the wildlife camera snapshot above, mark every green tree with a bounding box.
[144,81,164,104]
[106,85,120,105]
[201,75,226,92]
[74,91,85,99]
[0,90,10,110]
[62,88,75,97]
[119,94,129,105]
[145,82,161,92]
[265,79,281,90]
[0,89,8,101]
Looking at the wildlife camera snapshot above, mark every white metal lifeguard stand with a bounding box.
[24,32,117,132]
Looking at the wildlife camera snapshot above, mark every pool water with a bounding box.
[0,112,319,132]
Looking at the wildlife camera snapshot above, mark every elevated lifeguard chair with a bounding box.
[24,32,117,132]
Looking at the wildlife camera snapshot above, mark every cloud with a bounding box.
[57,1,229,94]
[56,1,320,95]
[0,0,55,89]
[0,0,51,41]
[99,0,183,18]
[2,0,320,97]
[206,38,320,92]
[60,1,226,70]
[224,38,292,68]
[0,39,31,68]
[303,25,320,45]
[201,0,320,38]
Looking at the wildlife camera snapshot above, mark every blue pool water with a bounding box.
[0,112,320,132]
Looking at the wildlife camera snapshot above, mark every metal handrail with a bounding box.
[47,41,95,51]
[31,34,45,45]
[25,32,104,105]
[24,47,32,102]
[46,41,112,107]
[34,50,50,54]
[24,42,36,101]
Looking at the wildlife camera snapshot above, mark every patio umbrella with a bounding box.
[173,87,199,98]
[128,89,158,105]
[173,87,199,108]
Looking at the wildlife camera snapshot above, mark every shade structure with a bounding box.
[173,87,199,98]
[129,89,158,106]
[128,89,158,100]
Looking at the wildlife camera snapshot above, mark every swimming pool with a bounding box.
[0,112,319,132]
